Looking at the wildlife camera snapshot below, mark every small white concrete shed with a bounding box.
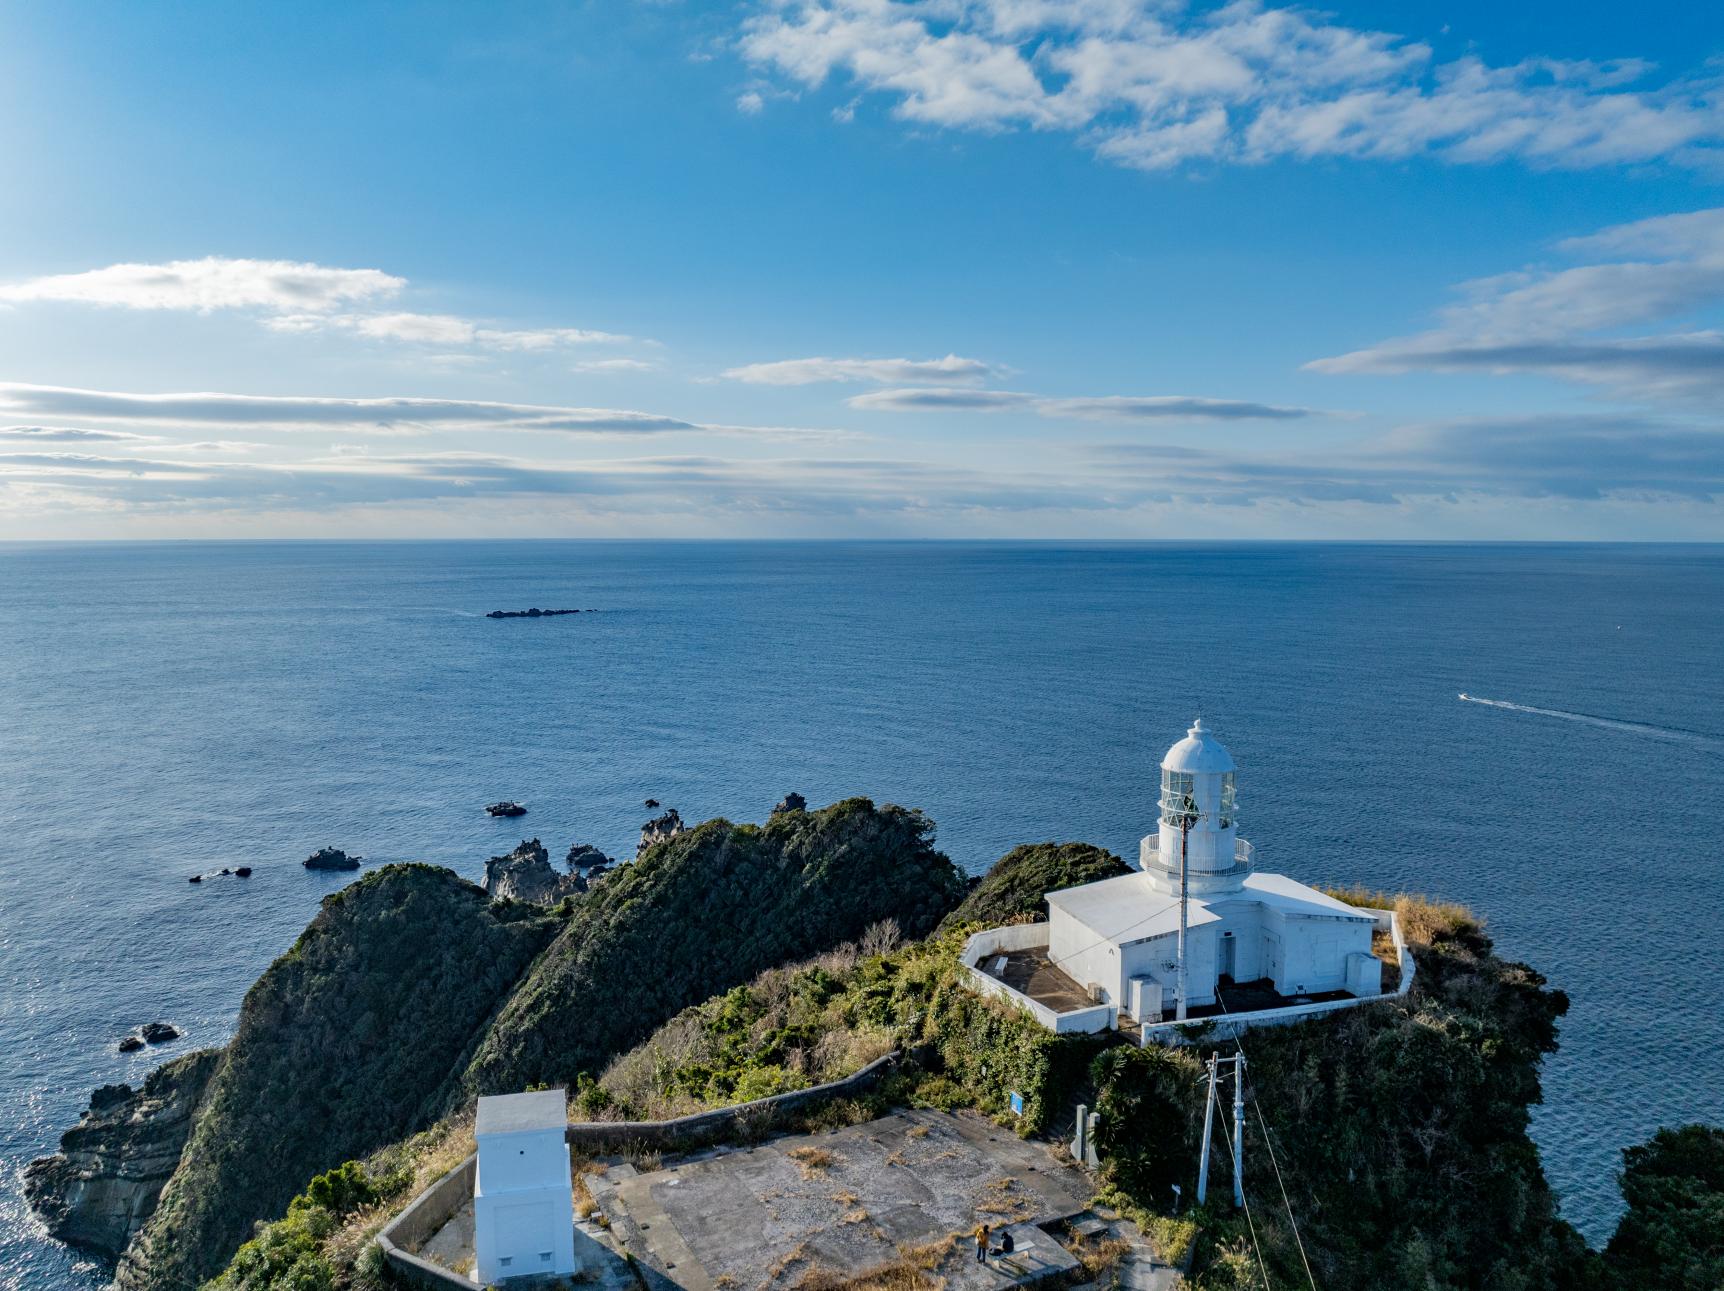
[474,1088,576,1284]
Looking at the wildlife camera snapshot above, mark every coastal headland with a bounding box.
[25,808,1722,1291]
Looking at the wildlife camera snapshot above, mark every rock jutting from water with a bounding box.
[303,847,361,871]
[636,807,685,859]
[483,839,588,905]
[484,608,586,619]
[140,1023,180,1045]
[564,842,614,883]
[485,801,527,817]
[772,792,807,815]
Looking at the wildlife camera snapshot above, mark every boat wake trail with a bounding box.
[1458,694,1724,752]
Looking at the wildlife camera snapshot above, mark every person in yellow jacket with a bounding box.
[974,1223,990,1264]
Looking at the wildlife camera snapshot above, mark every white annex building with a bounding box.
[963,721,1408,1042]
[474,1088,578,1284]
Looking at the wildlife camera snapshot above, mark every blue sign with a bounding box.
[1009,1091,1025,1116]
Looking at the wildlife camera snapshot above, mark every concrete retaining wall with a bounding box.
[376,1153,477,1290]
[378,1051,903,1281]
[563,1049,901,1152]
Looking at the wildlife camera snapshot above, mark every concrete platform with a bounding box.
[588,1108,1095,1291]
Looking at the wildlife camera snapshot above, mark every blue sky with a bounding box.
[2,0,1723,538]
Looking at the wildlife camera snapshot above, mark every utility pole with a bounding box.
[1196,1052,1219,1204]
[1231,1053,1246,1208]
[1176,809,1193,1021]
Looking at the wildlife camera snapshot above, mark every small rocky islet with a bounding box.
[302,847,361,871]
[484,607,590,619]
[116,1022,181,1054]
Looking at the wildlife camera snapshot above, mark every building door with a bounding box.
[1219,932,1237,982]
[1260,931,1282,988]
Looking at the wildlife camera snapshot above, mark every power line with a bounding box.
[1217,1102,1271,1291]
[1213,994,1319,1291]
[1254,1099,1318,1291]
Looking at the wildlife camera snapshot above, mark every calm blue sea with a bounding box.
[2,541,1721,1285]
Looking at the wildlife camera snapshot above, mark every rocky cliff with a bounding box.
[481,837,587,904]
[23,1048,222,1260]
[454,797,967,1098]
[112,864,556,1291]
[63,799,965,1291]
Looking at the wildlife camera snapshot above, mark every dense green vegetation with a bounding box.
[594,916,1102,1135]
[1089,894,1600,1289]
[122,801,968,1291]
[938,841,1129,929]
[455,797,967,1096]
[1594,1125,1724,1290]
[129,823,1724,1291]
[120,865,555,1291]
[205,1162,397,1291]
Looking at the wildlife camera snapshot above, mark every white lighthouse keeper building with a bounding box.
[474,1088,578,1284]
[1045,720,1381,1021]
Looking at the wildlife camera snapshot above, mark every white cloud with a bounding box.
[264,311,636,349]
[722,354,997,384]
[573,358,660,373]
[1309,207,1724,396]
[848,387,1315,420]
[740,1,1724,172]
[9,414,1724,526]
[1,257,643,354]
[737,90,766,114]
[0,424,155,443]
[0,257,402,312]
[0,383,848,440]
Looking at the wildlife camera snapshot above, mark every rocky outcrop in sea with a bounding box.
[636,807,685,859]
[565,842,613,883]
[303,847,360,871]
[773,792,807,814]
[483,839,587,905]
[24,1049,222,1262]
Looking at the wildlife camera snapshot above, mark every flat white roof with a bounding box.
[1047,870,1375,945]
[1046,872,1220,946]
[1241,872,1377,920]
[476,1088,567,1136]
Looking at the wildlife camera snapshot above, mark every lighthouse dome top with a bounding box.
[1161,719,1236,774]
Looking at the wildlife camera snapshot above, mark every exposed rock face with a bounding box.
[483,839,587,905]
[139,1022,180,1045]
[565,842,610,872]
[772,792,807,815]
[636,807,685,859]
[112,865,557,1291]
[24,1049,222,1262]
[303,847,360,871]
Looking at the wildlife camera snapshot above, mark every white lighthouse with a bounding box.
[1043,720,1382,1023]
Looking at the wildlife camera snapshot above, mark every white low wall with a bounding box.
[1138,908,1415,1047]
[960,925,1116,1035]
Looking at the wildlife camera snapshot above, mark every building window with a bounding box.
[541,1252,554,1263]
[1159,771,1197,827]
[500,1257,513,1268]
[1219,772,1237,829]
